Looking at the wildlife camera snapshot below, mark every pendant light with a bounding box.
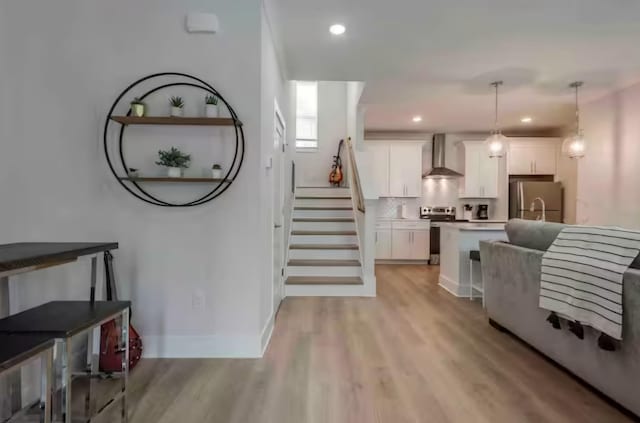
[484,81,508,158]
[562,81,587,159]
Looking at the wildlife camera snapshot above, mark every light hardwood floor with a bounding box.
[116,265,634,423]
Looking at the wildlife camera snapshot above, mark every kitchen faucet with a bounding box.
[530,197,546,221]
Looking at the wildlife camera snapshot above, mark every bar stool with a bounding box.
[0,301,131,423]
[469,250,485,307]
[0,333,55,422]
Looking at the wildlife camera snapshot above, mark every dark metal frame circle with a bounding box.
[103,72,245,207]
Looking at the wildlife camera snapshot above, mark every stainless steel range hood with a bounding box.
[422,134,463,179]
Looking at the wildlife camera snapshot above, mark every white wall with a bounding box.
[294,81,348,187]
[0,0,278,358]
[258,4,290,349]
[576,82,640,228]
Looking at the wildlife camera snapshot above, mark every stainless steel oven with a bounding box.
[420,206,466,265]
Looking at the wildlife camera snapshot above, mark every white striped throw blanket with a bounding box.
[539,225,640,340]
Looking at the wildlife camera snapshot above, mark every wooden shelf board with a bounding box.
[110,116,242,127]
[119,177,231,183]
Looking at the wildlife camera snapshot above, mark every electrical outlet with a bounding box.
[192,290,205,311]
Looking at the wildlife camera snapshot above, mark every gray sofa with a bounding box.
[480,219,640,417]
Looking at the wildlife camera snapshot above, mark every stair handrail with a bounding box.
[345,138,365,213]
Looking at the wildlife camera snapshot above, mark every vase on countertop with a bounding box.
[170,107,184,117]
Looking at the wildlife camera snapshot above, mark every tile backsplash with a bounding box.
[378,198,421,219]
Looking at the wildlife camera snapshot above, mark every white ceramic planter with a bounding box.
[205,104,219,118]
[167,167,182,178]
[211,168,223,179]
[171,106,184,117]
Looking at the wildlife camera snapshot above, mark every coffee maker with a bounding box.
[476,204,489,220]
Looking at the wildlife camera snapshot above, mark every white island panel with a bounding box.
[438,223,507,297]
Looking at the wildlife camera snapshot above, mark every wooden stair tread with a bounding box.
[288,259,361,267]
[294,207,353,211]
[293,218,355,222]
[292,230,357,236]
[285,276,363,286]
[289,244,359,250]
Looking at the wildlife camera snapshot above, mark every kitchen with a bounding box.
[368,132,574,297]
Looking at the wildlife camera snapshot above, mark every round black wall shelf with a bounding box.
[103,72,245,207]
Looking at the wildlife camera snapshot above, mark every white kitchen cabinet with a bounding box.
[367,142,423,198]
[375,229,392,259]
[508,139,559,175]
[391,230,413,259]
[411,230,430,260]
[389,144,422,197]
[459,142,499,198]
[370,144,390,197]
[378,220,430,260]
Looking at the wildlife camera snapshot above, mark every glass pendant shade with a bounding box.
[485,132,508,158]
[563,81,586,159]
[485,81,507,158]
[562,132,586,159]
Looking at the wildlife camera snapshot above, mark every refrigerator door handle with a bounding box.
[519,182,524,212]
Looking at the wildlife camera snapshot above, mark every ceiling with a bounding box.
[267,0,640,132]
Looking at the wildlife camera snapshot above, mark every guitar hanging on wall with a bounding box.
[329,139,345,186]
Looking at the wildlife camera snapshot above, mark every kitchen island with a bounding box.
[438,222,507,297]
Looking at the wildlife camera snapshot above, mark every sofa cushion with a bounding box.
[505,219,640,268]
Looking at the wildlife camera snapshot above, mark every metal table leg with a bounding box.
[0,276,22,417]
[120,308,130,423]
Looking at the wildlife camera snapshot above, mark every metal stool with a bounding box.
[0,333,55,422]
[469,250,485,307]
[0,301,130,422]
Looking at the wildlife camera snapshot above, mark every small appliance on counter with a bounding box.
[476,204,489,220]
[398,201,408,219]
[463,204,473,221]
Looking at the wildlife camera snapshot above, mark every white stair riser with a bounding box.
[294,199,352,208]
[296,188,351,197]
[292,221,355,231]
[293,210,353,219]
[289,249,360,260]
[286,266,362,277]
[291,235,358,244]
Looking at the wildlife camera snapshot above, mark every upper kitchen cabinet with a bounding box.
[367,141,424,197]
[508,138,560,175]
[369,143,391,197]
[459,141,499,198]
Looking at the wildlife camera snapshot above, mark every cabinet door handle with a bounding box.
[534,161,537,174]
[375,232,378,243]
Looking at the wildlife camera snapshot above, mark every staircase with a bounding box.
[285,187,364,296]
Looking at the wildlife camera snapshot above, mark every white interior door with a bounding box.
[273,105,286,314]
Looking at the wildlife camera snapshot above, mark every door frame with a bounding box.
[272,99,286,315]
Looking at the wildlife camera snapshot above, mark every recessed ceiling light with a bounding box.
[521,116,533,123]
[329,24,346,35]
[412,116,423,123]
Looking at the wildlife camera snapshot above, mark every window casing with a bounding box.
[295,81,318,150]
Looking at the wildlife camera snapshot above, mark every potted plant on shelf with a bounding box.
[156,147,191,178]
[169,96,184,117]
[211,164,223,179]
[130,98,146,117]
[205,94,219,118]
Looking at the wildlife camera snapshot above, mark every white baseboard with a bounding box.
[142,334,263,358]
[438,274,463,297]
[375,259,430,265]
[285,282,375,297]
[260,313,275,355]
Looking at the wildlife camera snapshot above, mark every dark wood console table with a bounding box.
[0,242,118,416]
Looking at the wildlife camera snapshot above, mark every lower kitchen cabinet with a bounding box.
[376,220,430,260]
[375,229,392,259]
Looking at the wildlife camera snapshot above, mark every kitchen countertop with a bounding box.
[441,222,506,231]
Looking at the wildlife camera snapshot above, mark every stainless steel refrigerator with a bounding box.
[509,181,563,223]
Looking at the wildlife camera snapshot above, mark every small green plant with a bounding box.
[205,95,219,105]
[169,96,184,108]
[131,97,145,105]
[156,147,191,168]
[212,164,222,170]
